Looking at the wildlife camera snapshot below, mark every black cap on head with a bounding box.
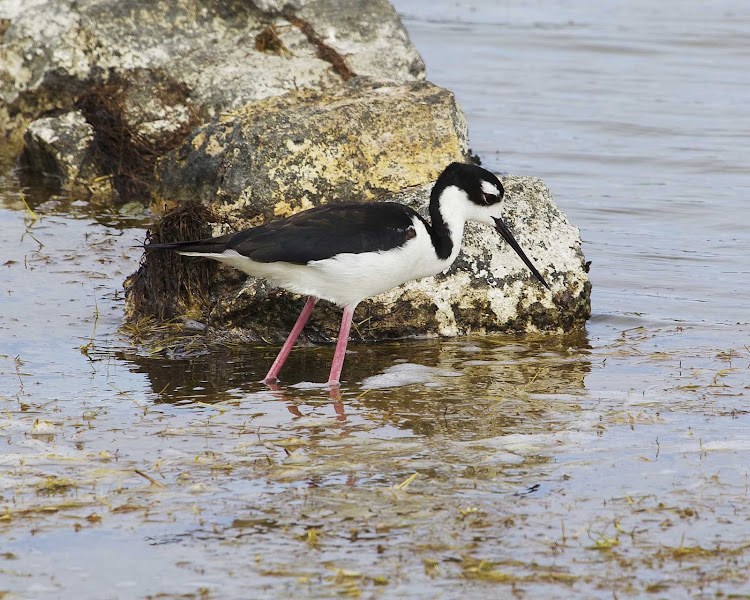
[433,162,504,207]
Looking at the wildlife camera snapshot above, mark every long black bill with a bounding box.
[493,217,550,290]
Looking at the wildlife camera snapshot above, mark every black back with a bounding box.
[224,202,419,264]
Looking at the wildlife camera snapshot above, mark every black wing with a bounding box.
[149,202,421,264]
[230,202,419,264]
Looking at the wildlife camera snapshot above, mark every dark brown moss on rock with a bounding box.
[125,202,222,321]
[75,70,205,198]
[255,25,292,58]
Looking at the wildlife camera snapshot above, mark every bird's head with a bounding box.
[433,162,550,290]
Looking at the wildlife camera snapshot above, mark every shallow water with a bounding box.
[1,1,750,598]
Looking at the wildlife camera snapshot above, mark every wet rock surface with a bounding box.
[0,0,424,183]
[20,110,114,195]
[127,174,589,342]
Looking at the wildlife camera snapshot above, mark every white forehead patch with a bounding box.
[481,180,500,196]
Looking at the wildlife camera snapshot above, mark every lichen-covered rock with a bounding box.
[0,0,425,174]
[125,173,590,342]
[154,79,469,219]
[20,110,115,195]
[378,176,591,336]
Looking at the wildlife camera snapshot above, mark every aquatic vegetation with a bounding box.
[2,313,749,597]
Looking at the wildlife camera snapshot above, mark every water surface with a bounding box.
[1,1,749,598]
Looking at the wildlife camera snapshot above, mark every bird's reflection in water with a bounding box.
[264,380,348,424]
[116,330,590,441]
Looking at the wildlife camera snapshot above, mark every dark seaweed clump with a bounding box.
[126,201,219,321]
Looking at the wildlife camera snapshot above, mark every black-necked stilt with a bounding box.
[149,163,549,386]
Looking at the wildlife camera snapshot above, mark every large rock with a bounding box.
[125,173,590,342]
[0,0,425,181]
[153,79,469,219]
[127,77,589,339]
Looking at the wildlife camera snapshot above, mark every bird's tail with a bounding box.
[146,236,230,255]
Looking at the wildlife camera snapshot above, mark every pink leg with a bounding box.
[263,296,317,384]
[328,304,357,386]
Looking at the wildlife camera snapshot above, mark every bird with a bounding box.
[148,162,550,386]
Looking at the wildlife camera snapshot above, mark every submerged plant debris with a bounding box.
[2,182,749,598]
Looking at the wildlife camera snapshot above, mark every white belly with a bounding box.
[199,218,455,307]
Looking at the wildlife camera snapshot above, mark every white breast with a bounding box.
[307,217,452,306]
